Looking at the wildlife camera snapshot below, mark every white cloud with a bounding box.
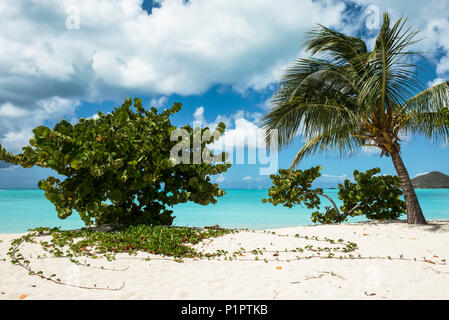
[317,172,348,184]
[427,78,446,88]
[247,111,263,123]
[193,106,206,124]
[193,106,273,153]
[259,97,275,111]
[322,173,347,179]
[88,111,112,120]
[361,146,381,156]
[2,0,449,153]
[0,97,80,153]
[149,96,168,108]
[360,128,412,156]
[352,0,449,80]
[90,113,100,120]
[413,172,429,178]
[193,105,232,130]
[212,114,265,150]
[214,174,225,183]
[1,131,32,153]
[0,103,29,118]
[0,0,348,148]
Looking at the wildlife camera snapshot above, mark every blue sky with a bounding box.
[0,0,448,189]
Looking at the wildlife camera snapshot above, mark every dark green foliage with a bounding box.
[310,207,343,224]
[336,168,406,222]
[263,166,405,224]
[29,225,233,259]
[0,98,230,227]
[262,166,323,209]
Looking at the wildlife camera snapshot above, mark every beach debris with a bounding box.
[276,266,282,270]
[362,233,369,236]
[18,294,27,299]
[364,292,376,296]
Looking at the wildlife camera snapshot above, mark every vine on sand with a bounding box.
[7,225,447,291]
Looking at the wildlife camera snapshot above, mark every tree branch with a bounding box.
[314,191,340,214]
[307,190,363,219]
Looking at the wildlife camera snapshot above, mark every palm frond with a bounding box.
[402,108,449,143]
[358,13,423,116]
[304,24,368,63]
[262,11,448,168]
[403,81,449,112]
[289,126,362,170]
[261,71,359,148]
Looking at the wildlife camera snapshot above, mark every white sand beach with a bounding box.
[1,220,449,300]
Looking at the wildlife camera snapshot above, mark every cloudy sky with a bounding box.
[0,0,448,188]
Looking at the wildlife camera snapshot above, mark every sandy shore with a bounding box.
[1,220,449,300]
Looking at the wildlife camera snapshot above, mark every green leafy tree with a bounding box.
[261,13,449,224]
[0,98,231,227]
[262,166,405,224]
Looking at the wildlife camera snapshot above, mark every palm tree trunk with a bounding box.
[390,150,427,224]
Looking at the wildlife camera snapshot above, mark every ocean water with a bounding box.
[0,189,448,233]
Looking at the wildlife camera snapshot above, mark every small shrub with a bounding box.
[263,166,405,224]
[0,98,231,227]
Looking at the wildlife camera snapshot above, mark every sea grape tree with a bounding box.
[0,98,231,227]
[262,166,405,224]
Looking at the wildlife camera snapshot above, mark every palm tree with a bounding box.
[261,12,449,224]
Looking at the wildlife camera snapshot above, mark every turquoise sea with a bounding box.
[0,189,448,233]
